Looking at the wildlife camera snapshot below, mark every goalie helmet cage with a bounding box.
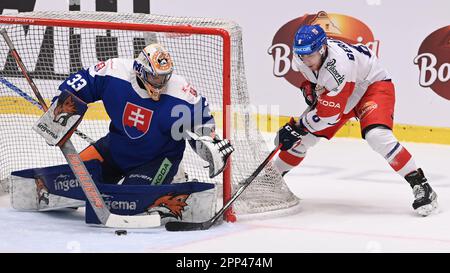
[0,11,300,222]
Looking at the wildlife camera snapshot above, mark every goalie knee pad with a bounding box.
[85,181,216,225]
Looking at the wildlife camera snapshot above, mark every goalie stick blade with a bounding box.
[165,221,212,232]
[105,213,161,229]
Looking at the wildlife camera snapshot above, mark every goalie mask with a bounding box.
[135,43,174,101]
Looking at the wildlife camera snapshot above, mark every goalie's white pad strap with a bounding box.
[32,90,87,146]
[10,175,84,211]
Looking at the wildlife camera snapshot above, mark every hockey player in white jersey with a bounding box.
[274,24,438,216]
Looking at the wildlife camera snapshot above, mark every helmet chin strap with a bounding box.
[318,44,327,56]
[318,45,328,67]
[137,75,162,101]
[144,81,162,101]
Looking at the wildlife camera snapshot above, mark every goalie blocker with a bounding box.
[32,90,88,146]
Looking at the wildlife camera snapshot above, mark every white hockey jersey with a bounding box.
[292,38,390,134]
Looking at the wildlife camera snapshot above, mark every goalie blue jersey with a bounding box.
[58,58,214,172]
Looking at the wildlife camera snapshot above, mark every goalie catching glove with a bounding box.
[186,129,234,178]
[32,90,87,146]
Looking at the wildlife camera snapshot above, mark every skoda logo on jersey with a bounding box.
[122,102,153,139]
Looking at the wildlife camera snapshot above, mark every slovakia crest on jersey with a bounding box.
[122,102,153,139]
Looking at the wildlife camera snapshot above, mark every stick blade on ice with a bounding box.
[165,221,210,231]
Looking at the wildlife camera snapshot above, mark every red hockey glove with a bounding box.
[300,80,317,107]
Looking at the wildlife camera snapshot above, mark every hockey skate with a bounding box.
[405,168,438,216]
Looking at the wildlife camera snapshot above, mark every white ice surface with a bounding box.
[1,134,450,253]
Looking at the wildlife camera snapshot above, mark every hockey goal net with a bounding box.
[0,11,300,221]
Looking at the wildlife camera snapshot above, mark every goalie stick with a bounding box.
[0,76,95,144]
[165,144,282,231]
[1,28,160,228]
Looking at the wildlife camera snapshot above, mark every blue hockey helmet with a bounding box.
[293,24,327,56]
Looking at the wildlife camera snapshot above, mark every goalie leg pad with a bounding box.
[10,160,103,211]
[164,186,217,225]
[0,178,10,194]
[10,175,84,211]
[85,181,216,225]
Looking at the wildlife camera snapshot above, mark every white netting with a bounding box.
[0,11,300,219]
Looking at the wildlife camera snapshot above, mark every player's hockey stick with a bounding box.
[1,28,160,228]
[165,144,282,231]
[0,76,95,144]
[165,104,312,232]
